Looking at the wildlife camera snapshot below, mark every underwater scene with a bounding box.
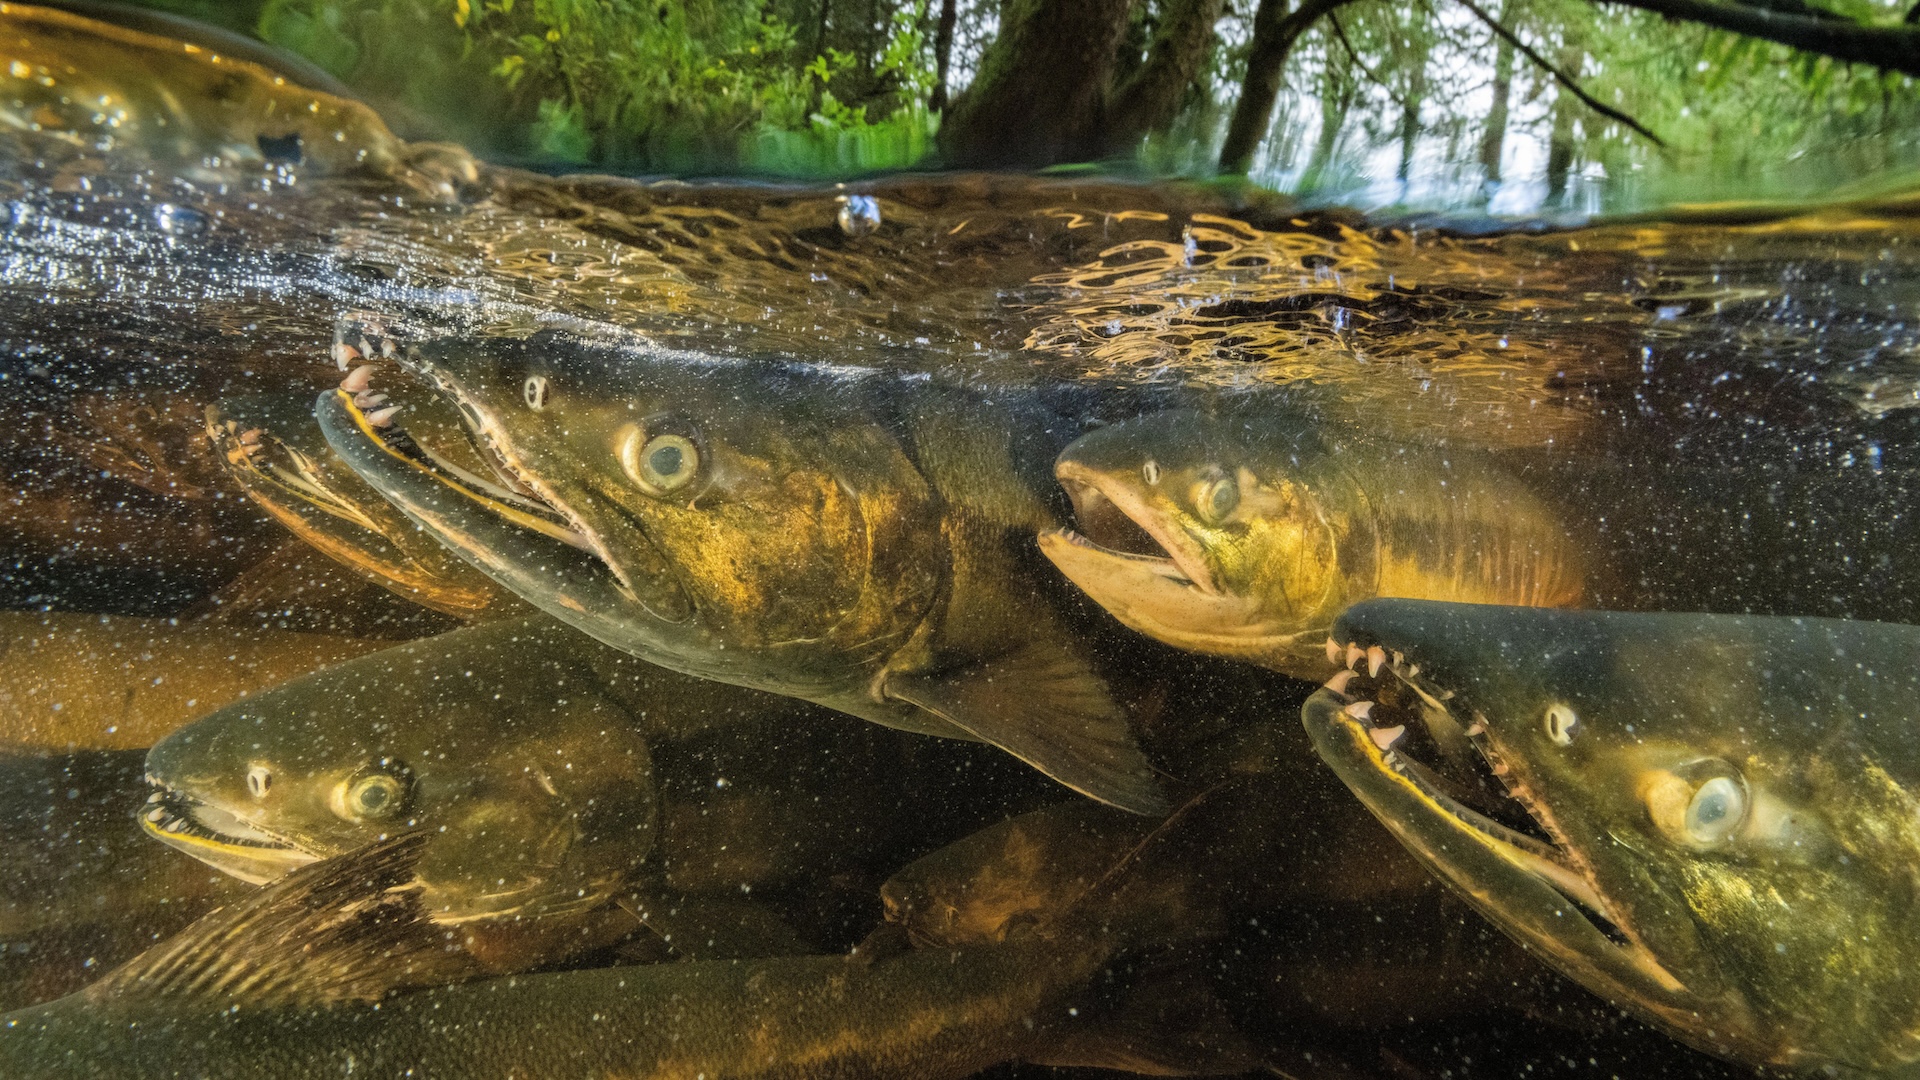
[8,0,1920,1077]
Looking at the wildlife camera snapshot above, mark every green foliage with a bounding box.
[1232,0,1920,211]
[105,0,1920,205]
[243,0,937,173]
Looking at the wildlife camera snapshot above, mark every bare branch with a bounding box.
[1454,0,1669,147]
[1597,0,1920,75]
[1326,11,1413,109]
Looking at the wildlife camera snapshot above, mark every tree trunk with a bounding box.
[1298,55,1352,190]
[1477,0,1515,186]
[937,0,1135,167]
[930,0,958,111]
[1218,0,1352,175]
[1395,37,1428,184]
[1105,0,1225,153]
[1545,38,1585,202]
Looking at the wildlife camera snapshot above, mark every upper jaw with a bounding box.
[1052,460,1218,594]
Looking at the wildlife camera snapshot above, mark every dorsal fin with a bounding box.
[88,833,485,1008]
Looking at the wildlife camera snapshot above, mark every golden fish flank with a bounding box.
[1040,407,1585,677]
[317,324,1165,815]
[0,612,383,753]
[1309,600,1920,1078]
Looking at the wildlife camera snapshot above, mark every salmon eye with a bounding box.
[1685,776,1746,845]
[246,764,272,799]
[1646,761,1747,847]
[523,375,550,410]
[1194,476,1238,524]
[332,761,411,822]
[619,423,701,497]
[1141,460,1161,485]
[1544,704,1579,746]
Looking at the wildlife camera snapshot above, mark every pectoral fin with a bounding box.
[885,642,1167,816]
[88,834,483,1008]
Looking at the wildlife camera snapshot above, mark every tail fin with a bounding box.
[89,833,486,1008]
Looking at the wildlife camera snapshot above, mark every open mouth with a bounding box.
[1314,641,1633,944]
[318,318,695,626]
[329,324,597,557]
[1051,461,1213,593]
[206,406,391,537]
[141,786,318,884]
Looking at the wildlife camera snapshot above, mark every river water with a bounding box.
[6,13,1920,1078]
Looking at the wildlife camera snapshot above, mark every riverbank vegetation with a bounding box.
[124,0,1920,210]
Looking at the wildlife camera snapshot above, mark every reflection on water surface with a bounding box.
[5,7,1920,1078]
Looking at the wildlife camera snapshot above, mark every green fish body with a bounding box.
[143,613,1057,974]
[1308,599,1920,1076]
[316,325,1164,814]
[0,790,1238,1078]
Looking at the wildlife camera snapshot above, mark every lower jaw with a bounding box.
[140,816,319,884]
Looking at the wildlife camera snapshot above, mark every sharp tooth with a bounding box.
[1490,761,1510,776]
[1325,637,1341,664]
[1367,645,1386,677]
[366,405,402,427]
[1323,669,1357,695]
[145,791,165,804]
[341,363,378,393]
[162,817,186,833]
[1343,700,1374,722]
[1346,643,1364,670]
[236,427,262,446]
[1464,721,1486,737]
[331,342,362,370]
[145,806,166,822]
[1405,663,1420,677]
[1370,725,1406,750]
[353,391,390,410]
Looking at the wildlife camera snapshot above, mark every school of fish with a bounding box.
[6,3,1920,1078]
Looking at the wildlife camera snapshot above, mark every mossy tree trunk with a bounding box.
[1298,48,1353,190]
[1104,0,1224,154]
[1477,0,1516,187]
[1394,29,1429,183]
[937,0,1135,167]
[1218,0,1353,175]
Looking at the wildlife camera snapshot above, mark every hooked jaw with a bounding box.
[1301,609,1727,1044]
[1051,460,1219,594]
[316,323,704,652]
